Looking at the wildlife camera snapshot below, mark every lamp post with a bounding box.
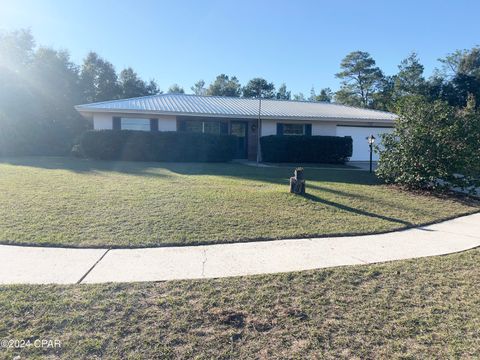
[367,134,376,173]
[256,96,262,164]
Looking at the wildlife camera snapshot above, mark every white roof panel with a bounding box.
[75,94,396,122]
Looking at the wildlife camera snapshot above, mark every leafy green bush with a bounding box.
[79,130,237,162]
[260,135,353,163]
[376,96,480,192]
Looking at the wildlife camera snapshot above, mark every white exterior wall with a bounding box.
[157,115,177,131]
[336,126,394,161]
[93,113,113,130]
[93,113,177,131]
[261,119,277,136]
[312,123,336,136]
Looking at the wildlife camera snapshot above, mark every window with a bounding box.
[184,120,203,133]
[180,120,227,134]
[277,123,312,136]
[203,121,221,134]
[120,118,150,131]
[283,124,305,135]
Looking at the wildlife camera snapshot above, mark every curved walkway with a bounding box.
[1,213,479,285]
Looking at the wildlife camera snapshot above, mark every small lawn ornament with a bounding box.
[289,167,305,195]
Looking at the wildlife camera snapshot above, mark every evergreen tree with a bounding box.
[335,51,384,108]
[395,53,425,97]
[80,52,121,102]
[276,83,291,100]
[167,83,185,94]
[293,93,306,101]
[242,78,275,98]
[119,67,160,98]
[316,88,333,102]
[191,80,207,95]
[206,74,241,97]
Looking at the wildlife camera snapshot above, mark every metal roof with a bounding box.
[75,93,396,122]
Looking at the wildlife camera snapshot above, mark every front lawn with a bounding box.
[1,248,479,358]
[0,156,477,247]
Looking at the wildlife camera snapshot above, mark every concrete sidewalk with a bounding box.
[1,213,479,285]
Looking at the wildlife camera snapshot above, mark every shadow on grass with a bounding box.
[0,156,172,179]
[307,183,437,216]
[302,193,415,227]
[0,156,380,185]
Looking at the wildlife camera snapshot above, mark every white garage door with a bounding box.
[336,126,394,161]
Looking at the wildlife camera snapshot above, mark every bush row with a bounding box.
[79,130,237,162]
[260,135,353,163]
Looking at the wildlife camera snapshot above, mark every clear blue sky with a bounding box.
[1,0,479,95]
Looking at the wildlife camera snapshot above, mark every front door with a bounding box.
[230,121,248,159]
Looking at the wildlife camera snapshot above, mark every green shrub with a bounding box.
[79,130,237,162]
[376,96,480,192]
[260,135,353,163]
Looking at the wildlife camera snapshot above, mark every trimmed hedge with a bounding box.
[79,130,237,162]
[260,135,353,163]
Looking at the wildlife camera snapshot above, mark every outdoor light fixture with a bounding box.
[367,134,376,173]
[367,134,376,145]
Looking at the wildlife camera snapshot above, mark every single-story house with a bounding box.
[75,93,396,161]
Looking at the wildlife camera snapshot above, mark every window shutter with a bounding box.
[305,124,312,136]
[150,118,159,131]
[220,122,229,135]
[276,123,284,135]
[112,117,121,130]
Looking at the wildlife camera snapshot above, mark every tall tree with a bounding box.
[167,83,185,94]
[119,67,160,98]
[372,76,395,111]
[206,74,241,97]
[293,92,306,101]
[1,30,42,155]
[191,79,207,95]
[335,51,384,108]
[316,88,333,102]
[276,83,291,100]
[80,52,121,102]
[0,29,35,72]
[458,47,480,77]
[395,53,425,96]
[438,49,468,78]
[434,47,480,108]
[146,79,162,95]
[0,30,87,155]
[29,47,86,138]
[308,86,317,101]
[242,77,275,98]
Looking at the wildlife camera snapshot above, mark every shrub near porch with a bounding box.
[0,157,478,248]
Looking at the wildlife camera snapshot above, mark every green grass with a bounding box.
[0,156,478,247]
[1,248,479,359]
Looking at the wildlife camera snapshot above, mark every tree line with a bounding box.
[1,28,479,156]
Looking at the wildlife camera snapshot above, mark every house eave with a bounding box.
[74,107,396,124]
